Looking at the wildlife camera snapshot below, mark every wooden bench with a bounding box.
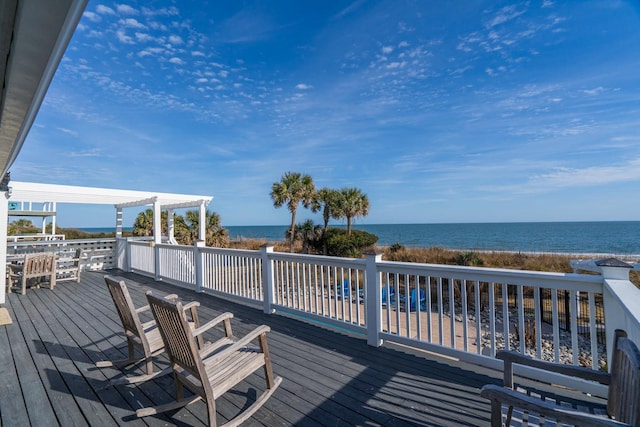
[481,329,640,426]
[7,252,57,295]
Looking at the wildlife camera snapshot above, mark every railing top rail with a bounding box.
[200,246,262,258]
[267,251,366,269]
[7,237,116,246]
[378,260,603,290]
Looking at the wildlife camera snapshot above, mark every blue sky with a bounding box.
[10,1,640,228]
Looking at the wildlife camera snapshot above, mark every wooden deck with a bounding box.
[1,270,501,426]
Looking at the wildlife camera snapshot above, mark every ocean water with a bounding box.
[225,222,640,255]
[80,222,640,255]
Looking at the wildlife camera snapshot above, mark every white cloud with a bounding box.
[398,41,409,48]
[138,47,165,57]
[219,70,229,78]
[192,51,206,57]
[487,5,526,28]
[583,87,604,96]
[386,61,406,69]
[116,30,134,44]
[169,35,184,45]
[70,148,102,158]
[196,78,208,83]
[169,57,185,65]
[96,5,116,15]
[141,6,180,16]
[120,18,146,29]
[530,159,640,189]
[83,12,101,22]
[296,83,312,90]
[382,46,394,54]
[56,127,78,136]
[135,32,154,43]
[116,4,138,15]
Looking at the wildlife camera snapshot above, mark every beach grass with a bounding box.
[227,239,640,287]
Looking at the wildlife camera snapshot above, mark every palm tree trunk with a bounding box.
[347,217,352,235]
[289,210,297,252]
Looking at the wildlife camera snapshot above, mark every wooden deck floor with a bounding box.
[1,270,501,426]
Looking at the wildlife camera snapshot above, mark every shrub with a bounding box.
[389,242,405,253]
[455,251,484,266]
[319,228,378,258]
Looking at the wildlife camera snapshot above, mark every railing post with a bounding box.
[125,237,133,272]
[194,240,205,292]
[153,242,160,281]
[365,250,383,347]
[598,258,636,368]
[261,245,275,314]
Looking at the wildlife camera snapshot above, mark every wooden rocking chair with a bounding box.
[481,329,640,426]
[96,276,212,386]
[138,292,282,427]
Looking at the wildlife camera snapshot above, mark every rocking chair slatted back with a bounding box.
[147,294,203,378]
[608,330,640,425]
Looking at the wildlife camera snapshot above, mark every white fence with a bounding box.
[7,238,116,271]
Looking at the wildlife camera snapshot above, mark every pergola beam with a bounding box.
[114,197,158,209]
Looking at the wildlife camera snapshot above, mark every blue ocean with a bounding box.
[80,221,640,255]
[223,222,640,255]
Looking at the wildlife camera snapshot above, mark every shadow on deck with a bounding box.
[1,270,499,426]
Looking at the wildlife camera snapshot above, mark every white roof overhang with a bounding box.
[8,181,212,209]
[0,0,88,177]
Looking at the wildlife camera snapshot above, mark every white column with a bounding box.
[261,245,275,314]
[167,209,175,243]
[153,200,161,281]
[115,207,123,238]
[366,251,383,347]
[0,192,8,304]
[153,200,161,244]
[51,202,57,234]
[198,201,206,243]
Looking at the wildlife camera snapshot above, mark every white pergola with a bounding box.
[7,181,213,239]
[0,181,213,304]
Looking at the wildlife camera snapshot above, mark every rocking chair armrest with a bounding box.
[480,384,629,427]
[164,294,179,301]
[202,325,271,365]
[497,350,610,386]
[182,301,200,310]
[135,304,151,314]
[192,312,234,337]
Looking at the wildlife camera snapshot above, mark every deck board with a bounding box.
[1,270,501,426]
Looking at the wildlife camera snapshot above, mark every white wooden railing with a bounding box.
[105,238,640,395]
[7,238,115,271]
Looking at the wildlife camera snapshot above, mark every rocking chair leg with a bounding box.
[106,366,172,387]
[218,377,283,427]
[136,396,201,417]
[96,355,144,369]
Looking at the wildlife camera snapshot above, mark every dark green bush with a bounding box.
[318,228,378,257]
[389,242,405,252]
[455,251,484,266]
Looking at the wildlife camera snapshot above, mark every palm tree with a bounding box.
[182,209,229,247]
[295,219,321,254]
[270,172,316,252]
[313,188,342,254]
[315,188,342,233]
[337,187,370,235]
[133,209,168,236]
